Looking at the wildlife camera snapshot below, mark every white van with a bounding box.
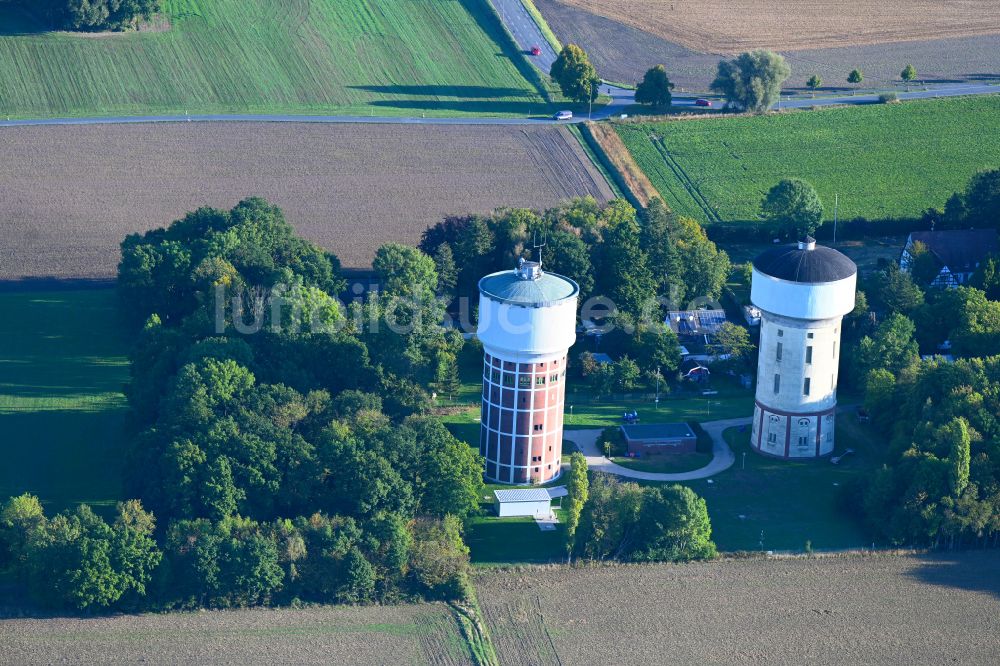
[553,110,573,120]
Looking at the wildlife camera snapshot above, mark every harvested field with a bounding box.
[476,552,1000,665]
[0,123,613,280]
[0,603,473,665]
[536,0,1000,91]
[550,0,1000,54]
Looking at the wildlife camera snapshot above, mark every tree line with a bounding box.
[420,197,730,325]
[2,0,159,31]
[838,241,1000,548]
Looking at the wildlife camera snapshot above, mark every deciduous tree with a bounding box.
[550,44,599,103]
[711,50,790,112]
[635,65,675,109]
[761,178,823,239]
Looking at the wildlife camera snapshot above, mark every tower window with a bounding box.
[833,341,837,358]
[776,342,783,361]
[777,329,784,337]
[798,436,808,446]
[536,376,546,386]
[533,423,543,432]
[803,378,811,396]
[805,346,813,364]
[767,432,777,443]
[773,374,780,393]
[550,374,559,383]
[518,376,531,389]
[807,332,814,339]
[503,373,515,387]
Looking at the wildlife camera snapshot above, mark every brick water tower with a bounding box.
[750,237,857,459]
[477,258,579,484]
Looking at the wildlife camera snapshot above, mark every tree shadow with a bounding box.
[364,98,556,115]
[967,73,1000,81]
[0,6,49,36]
[903,551,1000,600]
[0,277,116,293]
[348,84,535,99]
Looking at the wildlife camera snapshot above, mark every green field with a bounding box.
[681,416,879,552]
[0,0,549,118]
[615,95,1000,226]
[0,289,129,511]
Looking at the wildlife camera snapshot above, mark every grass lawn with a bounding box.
[0,289,129,511]
[440,372,753,450]
[0,0,555,119]
[611,451,712,474]
[465,509,567,565]
[675,415,881,553]
[615,95,1000,226]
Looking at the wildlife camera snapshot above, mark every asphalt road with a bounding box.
[563,416,750,482]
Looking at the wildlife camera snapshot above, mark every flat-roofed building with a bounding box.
[621,423,697,455]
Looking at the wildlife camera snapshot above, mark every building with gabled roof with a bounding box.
[900,229,998,288]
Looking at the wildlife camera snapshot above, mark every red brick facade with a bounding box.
[480,352,567,484]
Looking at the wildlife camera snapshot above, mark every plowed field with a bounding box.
[0,122,613,280]
[554,0,1000,54]
[476,553,1000,665]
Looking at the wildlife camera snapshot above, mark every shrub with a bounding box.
[878,92,899,104]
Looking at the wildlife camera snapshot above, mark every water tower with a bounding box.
[750,237,857,458]
[477,258,579,484]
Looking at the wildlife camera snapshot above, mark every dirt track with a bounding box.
[477,552,1000,665]
[554,0,1000,54]
[0,123,613,280]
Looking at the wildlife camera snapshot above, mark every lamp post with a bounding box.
[654,365,661,410]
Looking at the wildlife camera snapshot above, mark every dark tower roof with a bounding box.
[753,237,857,284]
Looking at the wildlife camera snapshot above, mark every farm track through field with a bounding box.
[650,136,722,224]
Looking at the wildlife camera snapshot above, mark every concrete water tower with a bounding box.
[477,258,579,484]
[750,237,857,458]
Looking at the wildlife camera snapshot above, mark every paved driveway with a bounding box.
[564,416,751,482]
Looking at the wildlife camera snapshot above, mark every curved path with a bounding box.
[564,416,751,481]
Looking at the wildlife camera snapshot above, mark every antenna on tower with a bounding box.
[533,230,547,268]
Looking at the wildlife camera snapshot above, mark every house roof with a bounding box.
[479,269,578,307]
[908,229,999,272]
[754,239,856,284]
[666,309,727,336]
[621,423,696,441]
[494,488,552,503]
[546,486,569,499]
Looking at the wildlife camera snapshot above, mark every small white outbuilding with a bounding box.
[493,486,567,518]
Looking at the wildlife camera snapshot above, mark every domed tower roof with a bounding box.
[753,237,856,284]
[479,259,578,307]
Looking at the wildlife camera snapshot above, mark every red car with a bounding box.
[694,98,713,107]
[530,45,542,56]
